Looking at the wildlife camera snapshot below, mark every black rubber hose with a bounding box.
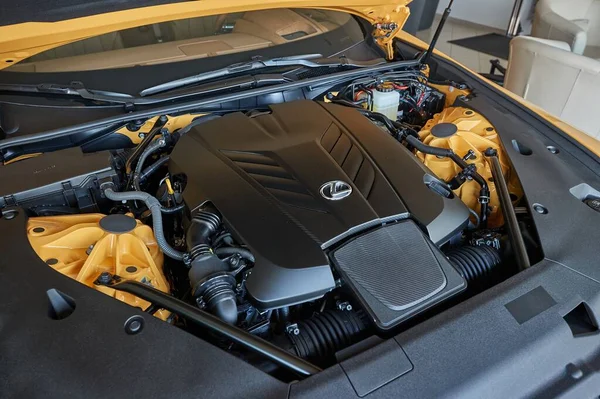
[185,208,238,325]
[406,135,489,227]
[214,247,255,263]
[287,310,367,362]
[277,307,290,323]
[125,115,167,173]
[139,155,170,182]
[160,204,186,214]
[406,135,454,157]
[447,245,502,283]
[102,185,185,261]
[133,138,166,191]
[186,208,221,260]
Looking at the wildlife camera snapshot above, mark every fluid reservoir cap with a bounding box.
[431,123,458,138]
[375,83,394,92]
[99,214,137,234]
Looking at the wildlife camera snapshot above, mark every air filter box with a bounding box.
[330,220,466,331]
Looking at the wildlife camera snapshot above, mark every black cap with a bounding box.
[430,123,458,138]
[99,214,137,234]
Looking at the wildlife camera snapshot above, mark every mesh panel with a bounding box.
[333,221,447,311]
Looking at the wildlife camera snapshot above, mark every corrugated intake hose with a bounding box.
[447,245,502,283]
[186,207,238,324]
[102,185,185,261]
[287,310,368,362]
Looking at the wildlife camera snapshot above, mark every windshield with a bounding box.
[7,9,352,73]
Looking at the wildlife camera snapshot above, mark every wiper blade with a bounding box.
[1,55,385,106]
[139,54,386,96]
[0,75,291,107]
[0,81,135,104]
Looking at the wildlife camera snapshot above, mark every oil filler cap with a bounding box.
[99,214,137,234]
[585,197,600,213]
[431,123,458,138]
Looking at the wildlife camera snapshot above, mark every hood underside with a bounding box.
[0,0,411,67]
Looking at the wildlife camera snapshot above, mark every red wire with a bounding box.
[417,91,426,106]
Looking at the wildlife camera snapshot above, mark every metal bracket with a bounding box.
[286,323,300,336]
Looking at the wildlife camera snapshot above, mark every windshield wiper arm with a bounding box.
[0,81,135,104]
[139,54,386,96]
[0,74,291,107]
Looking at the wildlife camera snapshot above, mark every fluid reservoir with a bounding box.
[372,84,400,120]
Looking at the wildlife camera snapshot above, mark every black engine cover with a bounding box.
[169,101,469,309]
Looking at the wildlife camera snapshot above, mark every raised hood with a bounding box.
[0,0,411,68]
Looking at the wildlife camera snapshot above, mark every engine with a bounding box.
[2,76,528,373]
[169,100,470,322]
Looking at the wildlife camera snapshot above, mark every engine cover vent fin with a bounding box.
[222,150,327,213]
[331,220,466,330]
[321,124,375,198]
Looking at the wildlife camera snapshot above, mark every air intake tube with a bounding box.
[285,310,368,362]
[447,245,502,285]
[186,207,238,324]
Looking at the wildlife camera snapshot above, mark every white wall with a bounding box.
[436,0,516,30]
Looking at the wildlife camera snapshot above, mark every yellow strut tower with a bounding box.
[27,213,170,320]
[417,107,523,228]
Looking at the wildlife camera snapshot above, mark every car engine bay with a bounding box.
[0,69,545,378]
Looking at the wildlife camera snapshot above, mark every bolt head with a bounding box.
[98,272,112,284]
[138,133,146,139]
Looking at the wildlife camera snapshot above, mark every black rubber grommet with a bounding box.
[124,315,145,335]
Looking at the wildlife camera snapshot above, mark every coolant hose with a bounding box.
[102,186,185,261]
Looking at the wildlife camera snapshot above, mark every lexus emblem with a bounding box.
[319,180,353,201]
